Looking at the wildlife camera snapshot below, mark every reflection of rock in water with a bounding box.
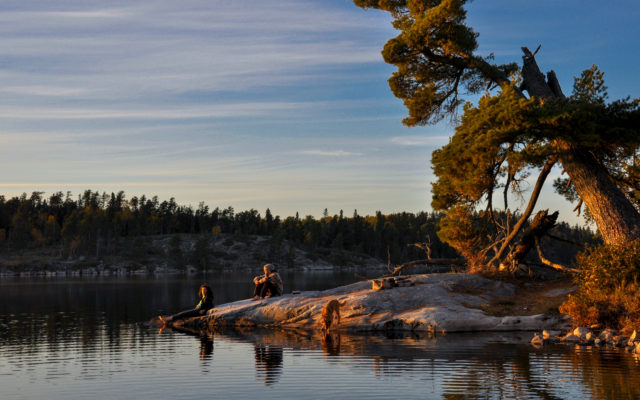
[254,344,283,386]
[213,328,640,399]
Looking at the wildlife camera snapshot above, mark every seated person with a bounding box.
[252,264,283,300]
[159,283,214,324]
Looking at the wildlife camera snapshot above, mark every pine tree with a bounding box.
[355,0,640,268]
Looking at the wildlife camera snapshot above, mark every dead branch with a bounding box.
[535,237,578,273]
[409,235,432,259]
[565,177,573,189]
[390,258,467,276]
[504,169,514,210]
[480,236,507,259]
[488,157,557,267]
[504,209,559,271]
[573,199,583,216]
[532,44,542,57]
[544,232,585,249]
[546,70,565,98]
[521,46,556,99]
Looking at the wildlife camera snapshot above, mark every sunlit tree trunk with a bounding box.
[558,143,640,244]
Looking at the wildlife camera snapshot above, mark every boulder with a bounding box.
[531,333,544,347]
[583,331,596,344]
[612,335,627,347]
[542,330,561,339]
[561,333,581,342]
[573,327,591,339]
[600,328,616,342]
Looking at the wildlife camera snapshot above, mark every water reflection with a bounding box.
[200,336,214,360]
[321,332,341,356]
[205,327,640,399]
[162,324,215,362]
[2,275,640,399]
[254,344,283,385]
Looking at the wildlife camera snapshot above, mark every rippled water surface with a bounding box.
[1,271,640,399]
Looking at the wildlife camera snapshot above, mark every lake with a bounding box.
[1,269,640,399]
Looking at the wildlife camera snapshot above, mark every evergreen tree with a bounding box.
[354,0,640,268]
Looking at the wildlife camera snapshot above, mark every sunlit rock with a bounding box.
[612,335,627,347]
[177,273,569,334]
[584,332,596,344]
[599,328,616,342]
[561,333,581,342]
[573,327,591,339]
[531,333,544,347]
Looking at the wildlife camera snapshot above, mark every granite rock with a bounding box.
[191,273,568,334]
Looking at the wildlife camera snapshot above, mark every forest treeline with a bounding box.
[0,190,596,265]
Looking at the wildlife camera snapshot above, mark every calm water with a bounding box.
[1,269,640,399]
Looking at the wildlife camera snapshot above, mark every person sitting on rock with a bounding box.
[158,283,214,324]
[252,264,283,300]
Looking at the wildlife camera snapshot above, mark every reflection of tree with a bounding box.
[440,343,566,399]
[567,347,640,400]
[254,344,283,386]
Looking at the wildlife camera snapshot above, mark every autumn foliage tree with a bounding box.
[355,0,640,269]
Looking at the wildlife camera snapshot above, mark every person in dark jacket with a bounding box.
[252,264,283,300]
[159,283,213,324]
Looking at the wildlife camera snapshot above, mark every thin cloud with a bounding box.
[0,86,87,97]
[0,102,305,120]
[390,135,450,147]
[301,150,363,157]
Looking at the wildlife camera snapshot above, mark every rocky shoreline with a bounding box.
[171,273,570,334]
[531,327,640,355]
[0,233,386,277]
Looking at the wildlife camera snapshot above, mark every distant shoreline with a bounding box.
[0,232,387,278]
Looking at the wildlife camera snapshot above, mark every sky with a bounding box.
[1,0,639,224]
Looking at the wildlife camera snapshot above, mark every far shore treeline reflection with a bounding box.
[0,190,596,267]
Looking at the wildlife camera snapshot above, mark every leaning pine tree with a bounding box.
[355,0,640,272]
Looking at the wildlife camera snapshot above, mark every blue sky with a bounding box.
[1,1,638,224]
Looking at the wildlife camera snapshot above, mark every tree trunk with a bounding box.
[558,143,640,244]
[520,47,640,245]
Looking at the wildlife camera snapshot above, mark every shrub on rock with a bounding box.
[560,241,640,334]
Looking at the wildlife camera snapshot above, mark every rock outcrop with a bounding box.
[175,273,568,334]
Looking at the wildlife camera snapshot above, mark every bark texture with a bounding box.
[558,144,640,244]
